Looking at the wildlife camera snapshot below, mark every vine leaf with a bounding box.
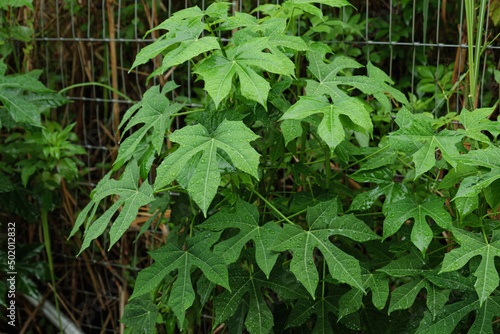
[214,265,308,334]
[457,106,500,143]
[154,120,260,216]
[199,199,281,278]
[71,162,154,255]
[389,108,463,179]
[304,44,408,106]
[349,167,410,211]
[114,84,181,171]
[0,62,68,128]
[270,199,380,297]
[195,37,294,109]
[130,231,230,326]
[130,6,221,77]
[452,146,500,202]
[415,295,500,334]
[283,0,353,20]
[382,196,452,253]
[338,270,389,319]
[280,95,372,149]
[120,295,158,334]
[440,228,500,306]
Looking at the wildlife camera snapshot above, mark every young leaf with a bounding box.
[130,231,230,326]
[270,199,380,297]
[214,265,308,334]
[280,95,372,149]
[154,120,260,216]
[349,167,410,211]
[388,277,428,314]
[120,294,158,334]
[74,162,154,255]
[114,85,182,170]
[199,199,281,278]
[195,37,295,109]
[382,196,452,253]
[440,228,500,306]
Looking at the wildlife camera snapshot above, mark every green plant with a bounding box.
[71,1,500,333]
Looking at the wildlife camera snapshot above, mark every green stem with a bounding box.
[274,209,307,224]
[58,82,134,102]
[170,109,205,117]
[248,187,295,225]
[324,148,331,189]
[206,22,227,58]
[397,156,436,183]
[41,208,63,333]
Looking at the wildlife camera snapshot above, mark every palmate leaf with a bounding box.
[415,295,500,334]
[452,146,500,202]
[270,199,380,297]
[440,228,500,305]
[389,108,463,179]
[120,294,158,334]
[457,106,500,143]
[195,37,295,109]
[154,120,260,216]
[130,4,224,77]
[338,269,389,318]
[0,62,68,128]
[214,264,309,334]
[349,167,410,211]
[280,95,372,149]
[199,199,281,278]
[282,0,353,20]
[130,231,230,326]
[114,84,181,170]
[71,162,154,255]
[382,196,452,253]
[304,43,408,106]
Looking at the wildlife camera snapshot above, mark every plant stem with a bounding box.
[58,82,134,102]
[41,208,63,333]
[248,187,295,225]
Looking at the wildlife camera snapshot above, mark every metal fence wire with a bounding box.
[31,0,499,332]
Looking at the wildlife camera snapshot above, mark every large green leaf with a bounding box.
[270,199,380,297]
[0,62,68,128]
[114,85,182,170]
[338,270,389,318]
[283,0,353,20]
[214,265,308,334]
[349,168,410,211]
[72,162,154,255]
[452,146,500,201]
[130,231,230,326]
[389,108,463,178]
[195,37,295,108]
[120,295,158,334]
[457,107,500,143]
[440,228,500,306]
[382,196,452,253]
[304,44,408,107]
[280,95,372,149]
[130,6,220,76]
[154,120,260,215]
[199,199,281,278]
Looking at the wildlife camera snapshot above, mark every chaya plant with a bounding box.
[70,0,500,333]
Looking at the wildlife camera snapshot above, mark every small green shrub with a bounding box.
[71,1,500,333]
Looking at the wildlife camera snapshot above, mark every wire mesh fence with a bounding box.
[24,0,500,332]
